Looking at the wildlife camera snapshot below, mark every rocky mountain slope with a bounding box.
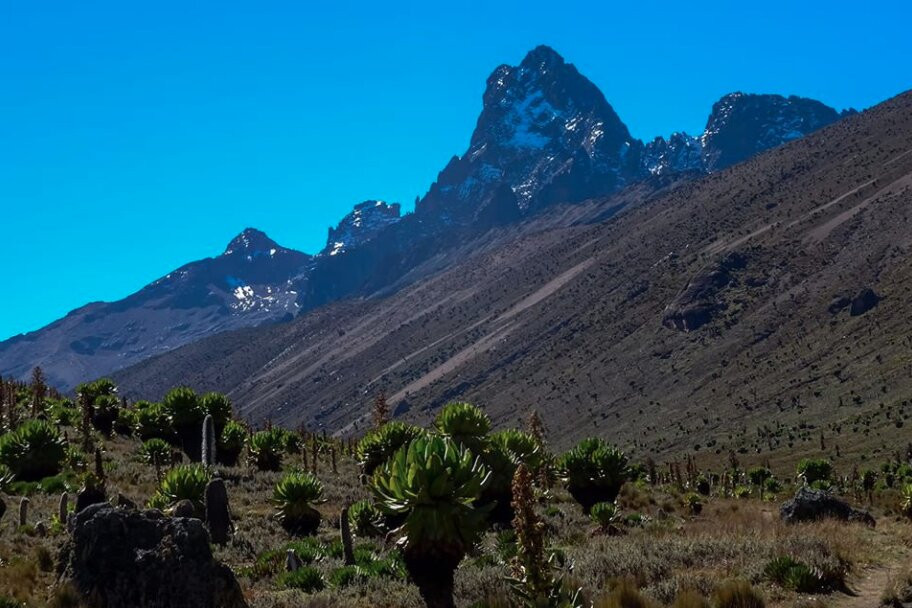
[114,90,912,462]
[0,229,309,388]
[2,46,848,389]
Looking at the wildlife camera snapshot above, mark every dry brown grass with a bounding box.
[1,429,910,608]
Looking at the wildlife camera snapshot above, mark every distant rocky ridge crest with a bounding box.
[0,45,851,387]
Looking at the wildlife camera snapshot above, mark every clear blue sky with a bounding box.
[2,0,910,340]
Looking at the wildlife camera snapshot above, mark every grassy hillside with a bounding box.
[111,91,912,473]
[2,376,912,607]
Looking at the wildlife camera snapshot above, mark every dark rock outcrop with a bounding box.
[60,503,247,608]
[850,288,880,316]
[780,487,875,526]
[663,252,747,331]
[702,93,845,172]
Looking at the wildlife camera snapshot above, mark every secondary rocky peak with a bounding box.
[320,200,401,257]
[701,92,843,171]
[642,132,704,176]
[223,228,281,257]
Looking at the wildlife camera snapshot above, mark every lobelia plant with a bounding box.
[218,420,247,466]
[162,387,205,461]
[590,501,621,533]
[0,419,67,481]
[434,402,491,454]
[371,434,491,608]
[347,499,387,538]
[557,437,629,513]
[148,463,211,516]
[199,392,232,435]
[273,470,325,536]
[355,421,424,476]
[247,428,287,471]
[133,401,174,441]
[139,438,172,481]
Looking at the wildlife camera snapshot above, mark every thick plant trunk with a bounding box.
[405,551,458,608]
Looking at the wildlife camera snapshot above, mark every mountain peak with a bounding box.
[518,44,565,70]
[223,228,280,256]
[417,45,638,220]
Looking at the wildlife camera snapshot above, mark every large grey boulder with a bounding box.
[59,503,247,608]
[780,487,875,526]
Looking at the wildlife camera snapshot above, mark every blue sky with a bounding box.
[2,0,910,340]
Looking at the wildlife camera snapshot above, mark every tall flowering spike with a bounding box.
[201,414,217,467]
[528,410,546,448]
[511,464,547,594]
[372,391,390,428]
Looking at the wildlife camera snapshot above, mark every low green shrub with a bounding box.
[278,566,325,592]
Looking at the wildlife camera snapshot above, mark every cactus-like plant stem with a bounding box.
[340,504,355,566]
[331,445,337,474]
[19,497,29,527]
[205,478,231,545]
[59,492,69,524]
[311,438,318,474]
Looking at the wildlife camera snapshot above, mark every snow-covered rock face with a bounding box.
[417,45,642,220]
[319,200,401,257]
[700,93,844,172]
[144,227,308,317]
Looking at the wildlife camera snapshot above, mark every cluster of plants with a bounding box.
[243,536,406,593]
[345,403,631,607]
[7,369,912,608]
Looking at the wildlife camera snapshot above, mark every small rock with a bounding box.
[172,499,196,519]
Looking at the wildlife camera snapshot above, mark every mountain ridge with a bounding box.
[112,89,912,463]
[0,45,853,388]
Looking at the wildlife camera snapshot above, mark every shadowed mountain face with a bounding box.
[700,92,850,171]
[0,229,310,388]
[416,45,643,220]
[2,46,849,389]
[114,91,912,464]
